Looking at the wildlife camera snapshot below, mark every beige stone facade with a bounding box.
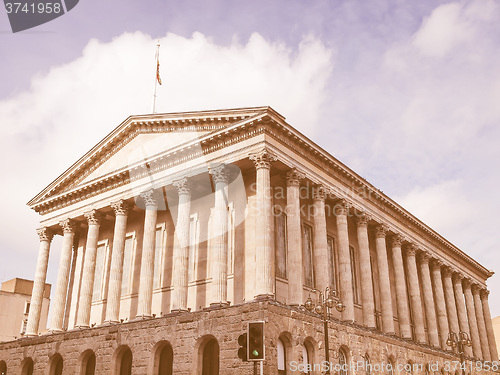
[0,106,498,374]
[0,278,50,342]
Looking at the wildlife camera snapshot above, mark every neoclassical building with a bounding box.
[0,106,498,374]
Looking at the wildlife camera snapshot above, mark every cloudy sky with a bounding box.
[1,0,500,320]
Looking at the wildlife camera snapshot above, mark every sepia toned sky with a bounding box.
[1,0,500,318]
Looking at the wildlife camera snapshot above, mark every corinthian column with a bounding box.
[209,165,230,306]
[442,266,460,351]
[391,234,411,339]
[76,210,102,328]
[480,289,499,361]
[419,252,439,347]
[430,259,449,349]
[136,189,158,318]
[312,186,329,293]
[472,284,490,361]
[463,278,482,359]
[374,225,394,335]
[249,149,277,300]
[105,200,131,323]
[356,214,375,329]
[286,168,305,305]
[26,227,53,336]
[50,220,77,331]
[171,178,192,312]
[406,244,426,343]
[335,200,354,322]
[453,272,473,357]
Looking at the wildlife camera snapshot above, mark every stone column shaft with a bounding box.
[406,246,426,343]
[335,200,354,322]
[374,225,394,335]
[463,280,482,358]
[210,166,229,306]
[430,260,449,349]
[472,285,490,361]
[250,150,277,300]
[136,190,158,318]
[286,169,305,305]
[356,215,375,329]
[419,253,440,347]
[76,211,102,328]
[105,201,130,323]
[481,290,499,361]
[391,235,411,339]
[26,228,53,336]
[312,187,329,292]
[453,273,473,357]
[50,220,77,331]
[171,179,191,311]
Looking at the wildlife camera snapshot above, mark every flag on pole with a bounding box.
[156,59,162,85]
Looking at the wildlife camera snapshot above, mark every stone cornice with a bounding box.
[28,107,491,280]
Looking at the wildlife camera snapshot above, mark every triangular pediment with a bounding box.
[28,106,279,208]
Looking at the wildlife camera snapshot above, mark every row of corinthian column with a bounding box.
[24,149,498,363]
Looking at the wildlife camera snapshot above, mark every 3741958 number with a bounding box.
[5,2,62,14]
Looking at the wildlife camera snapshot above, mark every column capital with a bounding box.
[406,243,419,257]
[471,283,481,295]
[430,258,444,270]
[452,271,464,282]
[249,149,277,170]
[140,189,158,208]
[36,227,53,243]
[111,200,131,216]
[173,177,192,196]
[313,185,328,201]
[462,278,472,289]
[59,219,77,234]
[84,210,103,225]
[334,199,350,216]
[209,164,229,184]
[391,234,404,248]
[286,168,305,187]
[480,289,490,299]
[356,213,371,227]
[418,251,431,264]
[375,224,388,239]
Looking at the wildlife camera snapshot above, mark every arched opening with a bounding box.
[21,358,33,375]
[277,338,286,375]
[153,342,173,375]
[115,346,132,375]
[0,360,6,375]
[338,347,348,375]
[49,354,63,375]
[201,338,219,375]
[80,350,96,375]
[363,354,371,375]
[301,345,310,373]
[387,357,395,375]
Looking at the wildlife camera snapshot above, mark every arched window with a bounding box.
[201,338,219,375]
[116,347,132,375]
[80,350,96,375]
[339,348,348,375]
[21,358,33,375]
[0,360,6,375]
[49,354,63,375]
[387,358,395,375]
[155,342,173,375]
[364,354,371,375]
[302,345,311,374]
[405,361,413,375]
[277,338,286,375]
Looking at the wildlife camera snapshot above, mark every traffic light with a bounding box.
[237,332,248,361]
[247,321,265,361]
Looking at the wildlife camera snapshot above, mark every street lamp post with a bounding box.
[446,331,472,375]
[304,287,346,375]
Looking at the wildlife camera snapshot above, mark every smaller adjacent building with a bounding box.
[0,278,51,342]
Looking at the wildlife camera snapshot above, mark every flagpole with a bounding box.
[153,41,160,114]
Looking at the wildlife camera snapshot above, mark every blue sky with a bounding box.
[1,0,500,319]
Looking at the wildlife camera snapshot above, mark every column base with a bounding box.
[75,324,90,329]
[23,332,38,338]
[48,328,63,334]
[134,314,153,321]
[208,302,230,309]
[254,293,275,301]
[101,320,120,326]
[170,308,190,314]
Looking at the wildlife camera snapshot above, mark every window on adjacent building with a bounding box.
[153,225,166,290]
[327,236,337,291]
[275,209,287,279]
[121,234,136,296]
[20,318,28,335]
[277,338,286,375]
[23,301,30,315]
[302,224,314,288]
[349,246,358,304]
[93,241,109,302]
[188,213,200,282]
[302,345,311,374]
[364,354,371,375]
[339,348,348,375]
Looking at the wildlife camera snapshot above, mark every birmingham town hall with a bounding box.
[0,107,498,374]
